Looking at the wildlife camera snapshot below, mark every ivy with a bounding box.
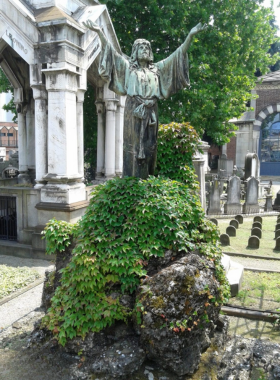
[42,177,230,345]
[156,122,201,188]
[42,218,78,255]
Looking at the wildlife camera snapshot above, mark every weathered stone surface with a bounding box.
[207,179,222,215]
[235,214,243,224]
[210,218,218,226]
[248,236,260,249]
[137,252,221,376]
[230,219,239,229]
[252,221,262,230]
[243,176,259,214]
[220,234,230,246]
[251,227,262,239]
[224,175,242,215]
[253,216,262,224]
[226,226,236,237]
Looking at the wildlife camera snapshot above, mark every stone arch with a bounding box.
[253,103,280,130]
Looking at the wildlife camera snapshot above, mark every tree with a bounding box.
[99,0,279,144]
[0,68,17,122]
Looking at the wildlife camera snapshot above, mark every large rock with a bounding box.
[137,251,221,376]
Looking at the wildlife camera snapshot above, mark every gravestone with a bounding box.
[207,178,221,215]
[210,218,218,226]
[230,219,239,229]
[244,152,259,180]
[243,176,259,214]
[251,227,262,239]
[264,192,273,212]
[275,237,280,251]
[275,223,280,232]
[235,214,243,224]
[253,216,262,224]
[252,221,262,230]
[226,226,236,237]
[273,191,280,211]
[275,229,280,240]
[248,236,260,249]
[224,175,242,215]
[220,234,230,246]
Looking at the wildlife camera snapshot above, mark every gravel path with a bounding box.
[0,255,54,331]
[229,255,280,271]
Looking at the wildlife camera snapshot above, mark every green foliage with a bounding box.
[0,68,17,122]
[156,122,200,187]
[42,218,78,255]
[100,0,279,144]
[43,177,230,345]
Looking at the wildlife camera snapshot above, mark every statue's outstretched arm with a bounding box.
[181,22,207,54]
[83,20,108,47]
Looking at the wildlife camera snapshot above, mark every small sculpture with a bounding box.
[84,20,206,178]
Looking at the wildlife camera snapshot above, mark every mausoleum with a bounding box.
[0,0,125,256]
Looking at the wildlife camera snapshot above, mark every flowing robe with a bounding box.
[99,43,190,178]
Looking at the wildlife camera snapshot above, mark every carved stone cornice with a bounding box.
[105,99,119,112]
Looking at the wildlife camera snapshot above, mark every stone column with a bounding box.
[104,99,119,178]
[17,104,30,184]
[193,148,206,211]
[115,96,125,177]
[26,99,36,182]
[32,85,48,189]
[41,69,85,204]
[77,90,85,180]
[95,100,106,178]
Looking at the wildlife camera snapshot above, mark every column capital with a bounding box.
[77,89,86,103]
[43,68,79,93]
[105,99,119,112]
[31,85,48,100]
[95,100,105,114]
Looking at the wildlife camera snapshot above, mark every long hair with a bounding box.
[129,39,154,69]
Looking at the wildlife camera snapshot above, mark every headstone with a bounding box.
[207,178,222,215]
[230,219,239,229]
[218,154,234,177]
[235,214,243,224]
[252,221,262,230]
[244,152,259,180]
[275,237,280,251]
[210,218,218,226]
[275,223,280,232]
[253,216,262,224]
[275,229,280,240]
[243,176,259,214]
[224,175,242,215]
[251,227,262,239]
[220,234,230,246]
[226,225,236,237]
[248,236,260,249]
[264,193,273,212]
[273,191,280,211]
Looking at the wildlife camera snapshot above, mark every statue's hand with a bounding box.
[190,22,207,36]
[83,20,101,33]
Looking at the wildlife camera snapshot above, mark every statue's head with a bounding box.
[130,39,154,67]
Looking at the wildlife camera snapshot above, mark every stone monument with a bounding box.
[243,176,259,214]
[83,19,206,179]
[224,175,242,215]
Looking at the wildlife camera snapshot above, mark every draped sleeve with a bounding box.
[99,43,129,96]
[156,44,190,99]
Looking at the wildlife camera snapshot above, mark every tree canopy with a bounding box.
[100,0,279,144]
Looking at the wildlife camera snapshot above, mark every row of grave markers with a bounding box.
[216,214,280,251]
[207,175,273,215]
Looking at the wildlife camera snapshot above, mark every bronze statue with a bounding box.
[84,20,206,178]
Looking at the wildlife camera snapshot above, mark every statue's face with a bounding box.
[137,43,150,61]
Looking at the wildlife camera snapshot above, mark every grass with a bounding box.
[228,270,280,312]
[218,215,280,258]
[0,265,40,299]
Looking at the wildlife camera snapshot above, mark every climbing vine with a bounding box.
[42,176,230,345]
[156,122,201,188]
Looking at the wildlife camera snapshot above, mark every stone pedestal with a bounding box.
[264,194,273,212]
